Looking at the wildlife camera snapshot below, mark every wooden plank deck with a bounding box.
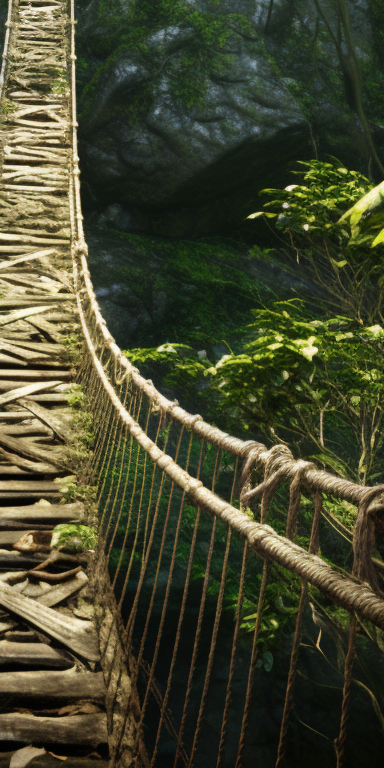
[0,0,108,762]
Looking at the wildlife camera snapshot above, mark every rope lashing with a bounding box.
[353,484,384,592]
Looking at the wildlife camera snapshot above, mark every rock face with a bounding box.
[76,0,383,235]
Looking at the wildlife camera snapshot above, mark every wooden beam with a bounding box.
[0,641,73,669]
[0,583,100,660]
[0,713,108,746]
[0,503,82,523]
[0,669,105,700]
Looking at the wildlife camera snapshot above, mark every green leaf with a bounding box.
[246,211,265,219]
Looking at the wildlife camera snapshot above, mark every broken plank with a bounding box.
[0,584,99,660]
[0,641,73,669]
[0,340,46,361]
[0,305,53,328]
[17,398,69,442]
[24,316,62,342]
[0,531,32,547]
[0,248,56,269]
[0,445,59,475]
[37,571,88,607]
[0,713,107,746]
[0,380,62,407]
[0,352,27,366]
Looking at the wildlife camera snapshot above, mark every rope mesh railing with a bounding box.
[66,3,384,766]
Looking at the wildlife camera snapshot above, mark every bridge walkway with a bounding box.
[0,0,382,766]
[0,0,108,764]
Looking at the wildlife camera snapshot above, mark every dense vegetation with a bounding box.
[124,158,384,485]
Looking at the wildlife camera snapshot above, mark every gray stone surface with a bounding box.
[75,0,382,234]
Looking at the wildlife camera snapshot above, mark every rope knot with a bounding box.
[353,484,384,592]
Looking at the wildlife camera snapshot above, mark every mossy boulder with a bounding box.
[76,0,308,234]
[74,0,383,236]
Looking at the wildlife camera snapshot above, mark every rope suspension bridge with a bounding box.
[0,0,381,766]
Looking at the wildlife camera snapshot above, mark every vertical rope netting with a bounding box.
[335,616,358,768]
[235,560,269,768]
[274,490,323,767]
[123,425,172,642]
[149,438,205,767]
[235,458,285,768]
[172,445,222,768]
[216,537,247,768]
[104,422,129,549]
[113,408,164,599]
[173,517,217,768]
[102,384,131,544]
[189,528,232,767]
[133,435,189,752]
[135,426,185,671]
[106,403,152,559]
[190,455,240,767]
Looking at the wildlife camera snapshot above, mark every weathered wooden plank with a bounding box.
[0,446,58,475]
[0,531,31,547]
[0,370,71,379]
[0,423,52,436]
[0,492,61,501]
[0,520,53,531]
[0,352,27,366]
[0,430,63,468]
[0,584,100,660]
[0,250,55,270]
[16,399,69,442]
[0,339,47,361]
[0,668,105,701]
[28,394,69,404]
[0,503,82,523]
[0,713,107,746]
[0,641,73,669]
[0,306,53,328]
[0,467,31,476]
[0,380,61,407]
[0,551,45,568]
[0,481,61,492]
[14,756,110,768]
[0,233,68,245]
[0,340,60,354]
[0,297,71,308]
[37,571,88,607]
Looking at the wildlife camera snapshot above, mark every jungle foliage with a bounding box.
[125,159,384,485]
